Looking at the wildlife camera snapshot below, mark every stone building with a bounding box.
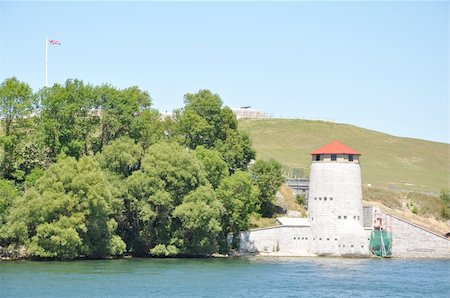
[308,141,368,256]
[239,140,450,258]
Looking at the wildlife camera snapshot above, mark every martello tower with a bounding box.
[308,140,368,256]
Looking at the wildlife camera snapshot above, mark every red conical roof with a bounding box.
[311,140,361,155]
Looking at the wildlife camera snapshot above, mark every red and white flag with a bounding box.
[48,39,61,45]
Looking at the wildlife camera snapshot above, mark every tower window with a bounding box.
[331,154,337,161]
[315,155,321,161]
[338,216,341,219]
[343,215,347,219]
[330,197,333,200]
[324,197,327,201]
[349,154,354,162]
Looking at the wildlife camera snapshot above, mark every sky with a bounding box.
[0,1,448,143]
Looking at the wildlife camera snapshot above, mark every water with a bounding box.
[1,258,449,297]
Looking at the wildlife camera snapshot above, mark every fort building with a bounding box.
[239,140,450,258]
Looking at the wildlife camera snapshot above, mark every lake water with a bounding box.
[1,257,449,297]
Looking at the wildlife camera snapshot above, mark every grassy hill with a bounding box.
[240,119,449,193]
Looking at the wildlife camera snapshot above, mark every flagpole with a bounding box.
[45,36,48,87]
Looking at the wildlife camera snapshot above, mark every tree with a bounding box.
[2,156,125,259]
[0,179,18,227]
[99,137,142,177]
[28,218,82,259]
[0,77,43,181]
[172,186,224,255]
[217,170,259,249]
[130,109,164,151]
[121,141,209,255]
[251,159,284,217]
[39,79,99,159]
[176,89,255,172]
[0,77,33,136]
[216,130,255,173]
[194,146,228,189]
[96,84,152,150]
[177,90,239,150]
[141,142,207,203]
[123,171,166,255]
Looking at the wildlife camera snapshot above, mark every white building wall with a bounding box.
[308,161,368,256]
[239,226,314,256]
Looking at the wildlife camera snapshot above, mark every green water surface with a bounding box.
[1,257,449,297]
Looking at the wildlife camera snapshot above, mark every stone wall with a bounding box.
[381,211,450,258]
[239,226,315,256]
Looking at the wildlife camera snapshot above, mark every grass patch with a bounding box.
[240,119,449,193]
[363,186,448,220]
[249,214,280,229]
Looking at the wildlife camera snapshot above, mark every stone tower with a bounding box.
[308,140,369,256]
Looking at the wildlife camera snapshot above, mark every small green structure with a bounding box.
[369,229,392,257]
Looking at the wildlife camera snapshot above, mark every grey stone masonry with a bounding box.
[380,210,450,258]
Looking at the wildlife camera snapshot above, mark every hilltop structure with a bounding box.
[239,141,450,258]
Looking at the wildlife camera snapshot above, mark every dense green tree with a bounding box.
[251,159,284,217]
[96,85,152,150]
[178,90,225,149]
[0,77,34,136]
[172,186,224,255]
[216,130,255,172]
[130,109,164,151]
[99,137,142,177]
[122,142,209,255]
[28,217,82,259]
[177,89,255,172]
[194,146,228,189]
[0,129,47,181]
[39,79,98,159]
[0,179,18,227]
[217,170,259,249]
[0,77,43,180]
[0,79,275,259]
[141,142,208,203]
[1,156,125,259]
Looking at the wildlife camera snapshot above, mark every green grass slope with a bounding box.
[240,119,449,193]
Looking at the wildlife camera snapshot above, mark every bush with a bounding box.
[441,207,450,221]
[150,244,179,257]
[440,189,450,205]
[296,195,305,205]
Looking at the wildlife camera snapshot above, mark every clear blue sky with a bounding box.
[0,1,448,143]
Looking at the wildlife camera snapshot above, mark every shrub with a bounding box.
[296,195,305,205]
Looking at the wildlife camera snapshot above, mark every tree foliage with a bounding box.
[0,77,282,259]
[0,77,34,136]
[217,171,259,248]
[251,159,284,217]
[1,156,125,259]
